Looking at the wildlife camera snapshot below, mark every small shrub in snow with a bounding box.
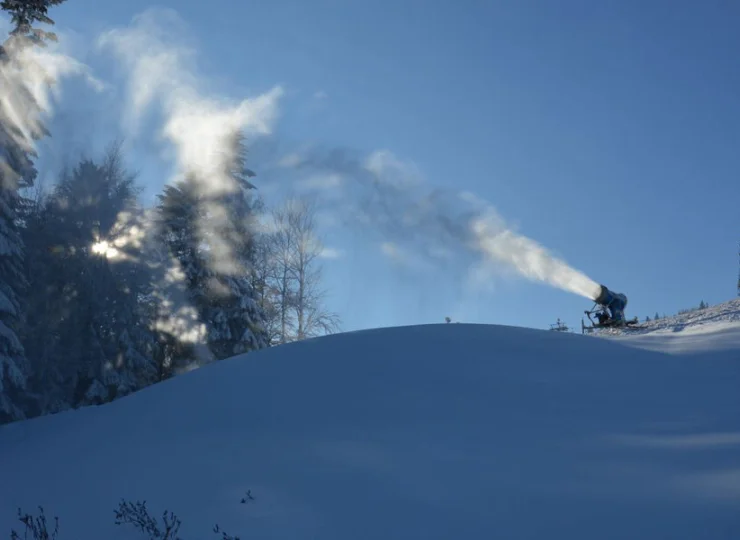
[209,491,253,539]
[212,524,240,539]
[114,500,182,539]
[10,494,255,539]
[10,507,59,540]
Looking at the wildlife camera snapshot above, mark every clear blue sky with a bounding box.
[18,0,740,332]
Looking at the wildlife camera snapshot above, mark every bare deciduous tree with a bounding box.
[255,196,340,345]
[285,198,340,340]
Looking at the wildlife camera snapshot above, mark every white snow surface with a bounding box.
[2,309,740,538]
[600,298,740,355]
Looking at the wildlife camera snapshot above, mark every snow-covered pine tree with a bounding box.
[0,0,66,423]
[1,0,66,45]
[21,147,157,413]
[154,178,211,373]
[205,132,268,357]
[156,132,268,363]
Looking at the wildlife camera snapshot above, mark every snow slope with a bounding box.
[601,298,740,356]
[2,321,740,539]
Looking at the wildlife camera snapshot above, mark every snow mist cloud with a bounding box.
[1,8,283,361]
[278,147,602,301]
[469,210,602,300]
[0,34,102,190]
[97,8,283,275]
[97,9,283,190]
[3,5,599,333]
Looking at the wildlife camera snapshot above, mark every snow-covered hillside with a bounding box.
[599,298,740,356]
[638,299,740,333]
[1,321,739,539]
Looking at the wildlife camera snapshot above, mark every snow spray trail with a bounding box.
[97,8,283,276]
[3,7,599,318]
[273,147,602,301]
[469,210,602,300]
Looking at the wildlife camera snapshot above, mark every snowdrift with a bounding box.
[1,322,739,539]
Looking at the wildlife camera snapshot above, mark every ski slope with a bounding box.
[1,316,740,538]
[601,298,740,356]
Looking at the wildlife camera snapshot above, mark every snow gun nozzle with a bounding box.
[593,284,628,308]
[594,285,609,305]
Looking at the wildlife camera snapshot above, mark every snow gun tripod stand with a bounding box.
[581,304,640,333]
[581,284,641,334]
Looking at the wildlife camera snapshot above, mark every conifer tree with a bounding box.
[156,131,267,366]
[1,0,66,44]
[22,146,157,413]
[0,0,65,422]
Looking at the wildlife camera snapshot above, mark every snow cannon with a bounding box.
[593,284,627,323]
[582,285,639,333]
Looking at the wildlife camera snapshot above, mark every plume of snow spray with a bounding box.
[0,34,101,188]
[276,146,602,301]
[93,9,283,364]
[98,8,283,275]
[468,208,602,300]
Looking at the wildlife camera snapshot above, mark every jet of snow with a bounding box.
[468,207,602,300]
[276,146,602,300]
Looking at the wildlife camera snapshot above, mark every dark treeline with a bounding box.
[0,0,339,424]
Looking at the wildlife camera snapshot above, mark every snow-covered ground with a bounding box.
[2,312,740,538]
[599,298,740,356]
